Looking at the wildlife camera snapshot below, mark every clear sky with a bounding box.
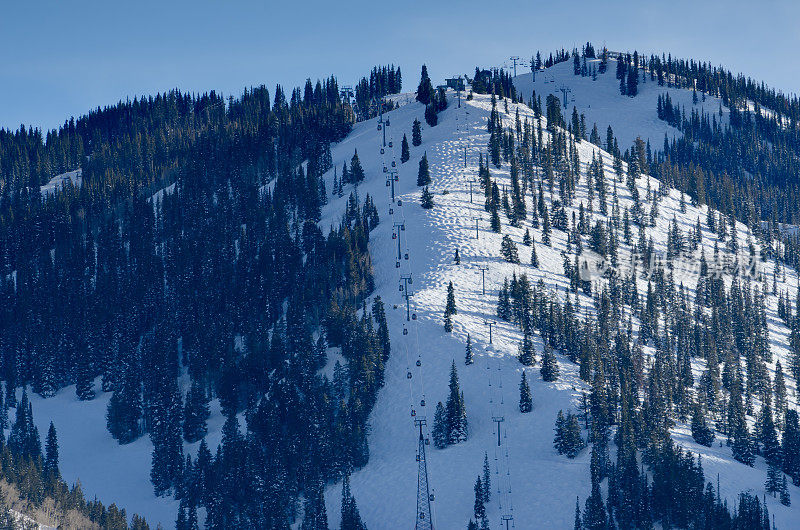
[3,0,799,132]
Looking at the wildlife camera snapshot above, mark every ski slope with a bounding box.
[512,58,729,151]
[318,85,800,529]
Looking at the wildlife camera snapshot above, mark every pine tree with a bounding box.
[401,134,410,163]
[340,474,366,530]
[433,402,448,449]
[44,421,59,480]
[444,281,457,332]
[784,409,800,485]
[416,64,434,105]
[574,497,582,530]
[473,476,486,521]
[519,371,532,413]
[540,346,559,381]
[183,381,210,443]
[446,361,468,444]
[412,118,422,146]
[465,334,474,365]
[691,402,715,447]
[421,187,435,209]
[530,243,539,268]
[518,333,535,366]
[454,248,460,264]
[350,150,365,183]
[523,229,532,245]
[500,235,520,263]
[417,152,431,186]
[482,452,491,503]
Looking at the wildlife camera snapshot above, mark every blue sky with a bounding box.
[3,1,799,132]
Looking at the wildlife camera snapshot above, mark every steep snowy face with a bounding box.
[319,85,800,529]
[512,58,729,151]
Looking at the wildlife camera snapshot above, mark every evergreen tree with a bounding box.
[465,334,474,365]
[416,64,434,105]
[340,474,367,530]
[401,134,410,163]
[350,150,365,184]
[530,243,539,268]
[183,381,210,443]
[519,371,533,413]
[412,118,422,146]
[501,235,520,263]
[690,402,714,447]
[421,187,435,209]
[540,346,559,382]
[44,421,59,480]
[518,333,535,366]
[433,402,448,449]
[446,361,468,444]
[482,452,491,503]
[417,152,431,186]
[473,476,486,521]
[444,281,457,332]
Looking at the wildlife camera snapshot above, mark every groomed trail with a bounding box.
[319,61,800,529]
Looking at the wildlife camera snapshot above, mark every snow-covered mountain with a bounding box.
[13,57,800,529]
[313,61,800,529]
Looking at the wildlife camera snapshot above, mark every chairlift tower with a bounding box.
[414,418,434,530]
[386,169,399,202]
[484,320,496,344]
[509,56,520,78]
[400,275,415,322]
[558,85,572,110]
[393,222,406,262]
[478,265,489,295]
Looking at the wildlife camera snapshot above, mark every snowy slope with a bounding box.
[40,169,82,197]
[512,59,728,151]
[318,89,800,529]
[6,381,230,528]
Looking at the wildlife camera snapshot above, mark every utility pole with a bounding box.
[558,85,572,110]
[400,275,414,321]
[478,265,489,295]
[393,222,406,262]
[484,319,496,344]
[468,179,476,203]
[501,514,513,530]
[414,418,434,530]
[509,56,520,78]
[472,217,480,240]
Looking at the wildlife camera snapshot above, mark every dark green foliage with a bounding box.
[540,346,559,382]
[421,187,435,209]
[446,361,468,444]
[519,371,532,413]
[417,152,431,186]
[690,403,714,447]
[444,281,457,332]
[465,334,474,365]
[412,118,422,146]
[432,402,448,449]
[500,235,520,263]
[401,134,410,163]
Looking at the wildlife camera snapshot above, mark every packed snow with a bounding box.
[512,58,729,151]
[14,59,800,530]
[317,83,800,528]
[40,169,82,197]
